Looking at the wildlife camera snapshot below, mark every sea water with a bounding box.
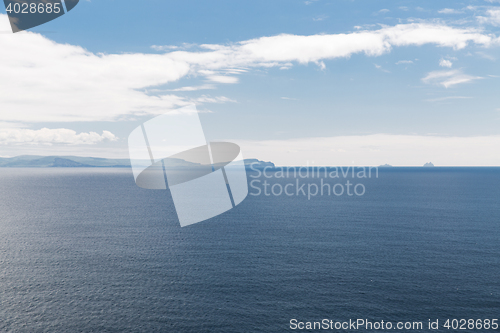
[0,168,498,332]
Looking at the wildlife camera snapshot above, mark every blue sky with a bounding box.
[1,0,500,165]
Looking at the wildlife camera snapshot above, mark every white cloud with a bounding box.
[234,134,500,166]
[223,68,249,74]
[422,69,482,88]
[0,15,191,123]
[206,75,239,84]
[192,95,236,104]
[0,14,496,124]
[151,45,179,51]
[205,23,492,66]
[438,8,463,14]
[317,61,326,70]
[169,84,216,92]
[477,9,500,26]
[396,60,414,65]
[439,58,453,67]
[0,128,117,145]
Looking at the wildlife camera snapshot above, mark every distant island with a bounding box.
[242,159,275,169]
[0,155,275,169]
[423,162,435,167]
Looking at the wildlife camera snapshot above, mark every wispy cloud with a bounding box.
[375,9,390,15]
[169,84,216,92]
[477,9,500,26]
[313,15,328,21]
[396,60,414,65]
[192,95,236,104]
[151,45,180,51]
[188,23,493,67]
[224,68,248,74]
[439,58,453,68]
[476,51,496,61]
[151,43,197,51]
[196,70,240,83]
[374,64,391,73]
[438,8,463,14]
[206,75,239,84]
[422,69,482,88]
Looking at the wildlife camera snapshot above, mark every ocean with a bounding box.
[0,167,499,332]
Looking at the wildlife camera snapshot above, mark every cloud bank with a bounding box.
[0,128,117,145]
[235,134,500,167]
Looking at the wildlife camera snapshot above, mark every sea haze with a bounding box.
[0,168,499,332]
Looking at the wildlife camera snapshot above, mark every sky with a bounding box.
[0,0,499,166]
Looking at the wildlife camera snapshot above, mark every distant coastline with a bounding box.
[0,156,131,168]
[0,155,275,169]
[1,156,498,168]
